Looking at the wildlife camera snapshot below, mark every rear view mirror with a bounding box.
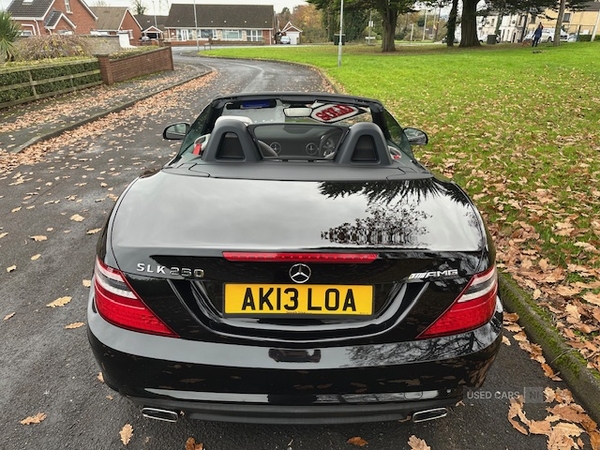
[163,123,190,140]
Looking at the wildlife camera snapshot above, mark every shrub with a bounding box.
[578,34,592,42]
[16,35,92,61]
[0,10,21,63]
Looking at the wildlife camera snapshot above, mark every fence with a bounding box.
[0,59,102,110]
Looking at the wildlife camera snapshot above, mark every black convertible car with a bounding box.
[88,92,502,424]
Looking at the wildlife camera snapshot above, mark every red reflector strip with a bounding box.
[222,252,378,263]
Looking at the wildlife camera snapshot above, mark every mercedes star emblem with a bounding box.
[289,263,311,284]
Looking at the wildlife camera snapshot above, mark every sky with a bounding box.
[1,0,307,15]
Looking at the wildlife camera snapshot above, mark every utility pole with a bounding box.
[337,0,344,67]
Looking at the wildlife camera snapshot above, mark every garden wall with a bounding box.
[96,47,173,85]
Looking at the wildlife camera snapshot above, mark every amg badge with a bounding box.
[407,269,459,280]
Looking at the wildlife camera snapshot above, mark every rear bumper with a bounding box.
[132,393,459,424]
[88,296,503,424]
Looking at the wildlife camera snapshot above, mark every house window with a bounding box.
[246,30,263,42]
[64,0,72,13]
[201,29,216,39]
[177,29,190,41]
[563,13,571,22]
[223,30,242,40]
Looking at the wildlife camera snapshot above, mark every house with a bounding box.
[481,1,600,43]
[164,4,275,45]
[280,21,302,44]
[90,7,143,45]
[135,14,168,42]
[7,0,97,36]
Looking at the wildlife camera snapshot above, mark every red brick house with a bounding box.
[90,7,143,44]
[7,0,97,36]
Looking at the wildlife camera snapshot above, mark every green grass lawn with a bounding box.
[205,42,600,362]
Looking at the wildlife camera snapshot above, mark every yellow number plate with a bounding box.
[224,284,373,315]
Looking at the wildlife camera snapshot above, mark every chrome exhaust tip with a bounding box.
[141,407,180,423]
[411,407,448,423]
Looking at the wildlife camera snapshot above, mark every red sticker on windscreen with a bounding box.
[311,104,360,123]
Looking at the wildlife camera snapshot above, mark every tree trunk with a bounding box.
[380,7,398,52]
[554,0,566,46]
[446,0,458,47]
[459,0,481,47]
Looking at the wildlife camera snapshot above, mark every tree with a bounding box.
[291,4,328,43]
[444,0,458,46]
[308,0,415,52]
[0,10,21,64]
[132,0,147,15]
[459,0,481,46]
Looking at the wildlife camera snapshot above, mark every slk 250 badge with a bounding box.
[136,263,204,278]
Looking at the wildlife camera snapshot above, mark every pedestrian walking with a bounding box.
[532,23,543,47]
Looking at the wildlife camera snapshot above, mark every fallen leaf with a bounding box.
[12,206,21,213]
[120,423,133,445]
[508,396,529,435]
[31,254,41,261]
[46,296,72,308]
[65,322,85,329]
[97,372,104,383]
[0,232,7,239]
[20,412,46,425]
[82,279,91,288]
[6,265,16,273]
[86,228,102,235]
[185,437,204,450]
[70,214,85,222]
[407,435,431,450]
[347,436,368,447]
[30,235,47,242]
[3,312,15,321]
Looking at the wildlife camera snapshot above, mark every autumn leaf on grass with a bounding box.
[119,423,133,445]
[20,412,46,425]
[30,235,47,242]
[46,296,72,308]
[65,322,85,329]
[70,214,85,222]
[346,436,368,447]
[582,293,600,307]
[407,435,431,450]
[185,437,204,450]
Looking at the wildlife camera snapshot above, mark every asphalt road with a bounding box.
[0,52,586,449]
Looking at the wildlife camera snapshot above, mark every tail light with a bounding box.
[93,258,177,337]
[418,266,498,339]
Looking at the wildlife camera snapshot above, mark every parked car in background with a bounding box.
[525,27,568,42]
[280,35,291,44]
[88,92,503,425]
